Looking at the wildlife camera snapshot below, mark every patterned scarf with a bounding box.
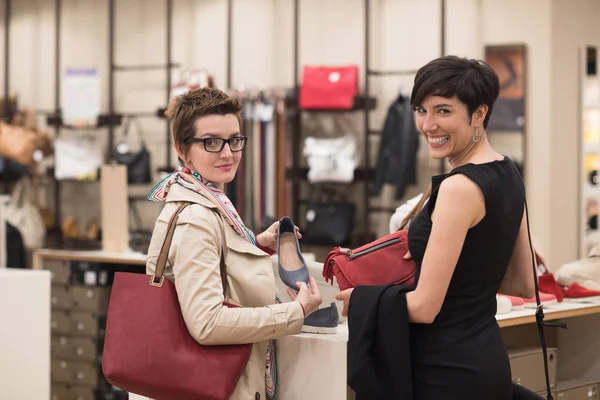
[147,167,278,400]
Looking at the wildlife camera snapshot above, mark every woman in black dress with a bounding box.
[336,56,536,399]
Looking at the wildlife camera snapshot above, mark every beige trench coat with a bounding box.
[146,184,304,400]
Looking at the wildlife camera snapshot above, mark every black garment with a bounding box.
[347,285,544,400]
[347,284,414,400]
[512,384,545,399]
[372,94,420,200]
[6,222,26,268]
[407,157,524,399]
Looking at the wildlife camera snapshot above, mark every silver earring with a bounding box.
[472,128,481,143]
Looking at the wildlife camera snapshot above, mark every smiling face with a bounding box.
[177,114,243,189]
[414,95,487,162]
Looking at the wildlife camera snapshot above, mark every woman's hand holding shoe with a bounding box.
[287,277,322,316]
[257,220,302,251]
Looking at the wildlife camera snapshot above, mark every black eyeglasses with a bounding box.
[185,136,248,153]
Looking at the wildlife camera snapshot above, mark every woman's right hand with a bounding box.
[287,277,322,316]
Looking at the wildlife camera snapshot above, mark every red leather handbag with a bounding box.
[299,65,358,110]
[102,203,251,400]
[323,229,416,290]
[322,185,431,290]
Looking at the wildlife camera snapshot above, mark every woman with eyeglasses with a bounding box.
[145,87,322,400]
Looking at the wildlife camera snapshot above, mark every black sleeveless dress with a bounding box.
[407,157,524,400]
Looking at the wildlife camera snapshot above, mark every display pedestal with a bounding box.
[0,269,51,400]
[278,325,349,400]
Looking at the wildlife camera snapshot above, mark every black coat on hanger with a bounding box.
[372,93,420,200]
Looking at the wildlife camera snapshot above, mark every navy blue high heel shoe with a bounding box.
[277,216,310,290]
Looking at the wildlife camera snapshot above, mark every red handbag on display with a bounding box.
[102,203,251,400]
[322,185,431,291]
[299,65,359,110]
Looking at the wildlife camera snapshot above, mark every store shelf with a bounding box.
[585,230,600,243]
[46,113,123,128]
[285,167,375,182]
[584,142,600,153]
[284,94,377,112]
[33,249,147,267]
[31,249,600,330]
[288,301,600,339]
[496,301,600,328]
[584,184,600,197]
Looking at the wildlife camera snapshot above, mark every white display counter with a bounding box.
[0,268,51,400]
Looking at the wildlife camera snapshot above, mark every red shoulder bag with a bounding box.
[299,65,358,110]
[322,185,431,290]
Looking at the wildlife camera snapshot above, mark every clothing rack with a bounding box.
[287,0,447,244]
[228,87,290,232]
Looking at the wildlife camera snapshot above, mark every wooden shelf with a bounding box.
[30,248,600,330]
[33,249,147,267]
[285,167,375,182]
[285,94,377,112]
[496,301,600,328]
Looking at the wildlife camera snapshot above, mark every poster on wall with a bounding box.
[62,68,100,127]
[485,44,527,132]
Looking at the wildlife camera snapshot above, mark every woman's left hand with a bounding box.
[256,221,302,251]
[335,288,354,317]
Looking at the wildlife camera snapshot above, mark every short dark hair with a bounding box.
[410,56,500,128]
[165,87,242,159]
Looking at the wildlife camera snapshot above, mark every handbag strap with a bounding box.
[524,198,567,400]
[122,116,147,146]
[398,183,432,231]
[151,202,228,296]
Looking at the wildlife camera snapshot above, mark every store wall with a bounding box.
[480,0,554,264]
[0,0,588,269]
[0,0,483,235]
[549,0,600,268]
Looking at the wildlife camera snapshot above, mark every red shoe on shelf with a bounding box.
[523,292,558,309]
[497,294,526,310]
[534,245,565,302]
[538,273,564,302]
[562,282,600,303]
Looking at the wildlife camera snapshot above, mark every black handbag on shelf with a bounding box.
[128,198,152,254]
[301,188,355,246]
[115,116,152,184]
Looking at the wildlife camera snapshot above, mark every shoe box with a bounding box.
[271,255,347,323]
[45,259,125,400]
[51,382,128,400]
[509,347,600,399]
[537,379,599,399]
[508,347,558,393]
